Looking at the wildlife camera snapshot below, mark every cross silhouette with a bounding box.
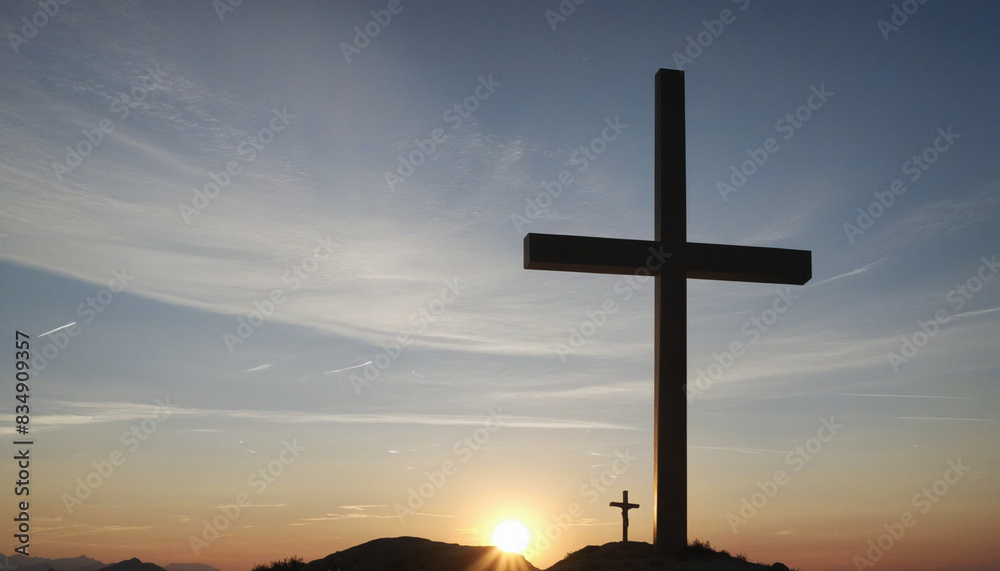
[610,490,641,542]
[523,68,811,553]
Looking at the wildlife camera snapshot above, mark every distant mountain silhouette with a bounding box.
[6,555,105,571]
[95,559,166,571]
[300,537,539,571]
[1,555,217,571]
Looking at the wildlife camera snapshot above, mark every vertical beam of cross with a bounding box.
[654,68,688,556]
[523,69,811,555]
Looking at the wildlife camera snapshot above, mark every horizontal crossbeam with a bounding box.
[524,233,811,284]
[611,501,640,509]
[524,233,662,275]
[686,242,811,285]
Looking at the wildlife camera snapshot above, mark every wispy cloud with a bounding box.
[952,306,1000,320]
[16,401,639,432]
[890,190,1000,239]
[489,381,648,400]
[40,524,154,537]
[217,503,287,509]
[300,509,453,522]
[690,330,891,392]
[690,445,787,455]
[835,393,971,400]
[301,513,399,521]
[893,417,994,422]
[8,400,178,432]
[810,257,887,287]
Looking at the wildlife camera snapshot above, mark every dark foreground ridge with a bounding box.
[3,538,799,571]
[545,540,794,571]
[297,537,797,571]
[299,536,539,571]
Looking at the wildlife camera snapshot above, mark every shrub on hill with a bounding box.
[249,557,304,571]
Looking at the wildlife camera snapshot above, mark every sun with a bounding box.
[491,520,531,553]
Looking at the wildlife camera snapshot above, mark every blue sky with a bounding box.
[1,2,998,570]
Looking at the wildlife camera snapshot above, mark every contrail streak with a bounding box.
[38,322,76,337]
[325,360,373,375]
[835,393,971,400]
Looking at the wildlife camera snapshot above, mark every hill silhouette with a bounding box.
[544,540,793,570]
[299,537,538,571]
[165,564,222,571]
[295,537,795,571]
[95,559,167,571]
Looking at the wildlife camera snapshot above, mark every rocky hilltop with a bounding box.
[300,536,538,571]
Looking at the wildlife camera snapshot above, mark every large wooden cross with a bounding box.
[523,69,811,554]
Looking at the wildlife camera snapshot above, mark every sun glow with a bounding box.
[491,520,531,553]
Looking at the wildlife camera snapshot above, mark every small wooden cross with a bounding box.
[610,490,640,542]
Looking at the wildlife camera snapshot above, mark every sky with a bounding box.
[1,1,998,570]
